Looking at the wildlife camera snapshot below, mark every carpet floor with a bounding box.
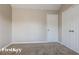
[0,42,78,55]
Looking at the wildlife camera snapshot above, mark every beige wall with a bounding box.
[0,4,12,48]
[12,7,58,42]
[58,10,62,42]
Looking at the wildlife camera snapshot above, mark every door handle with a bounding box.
[48,29,50,31]
[69,30,74,32]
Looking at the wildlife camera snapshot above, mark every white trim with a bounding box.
[11,41,59,44]
[2,43,12,48]
[59,41,79,54]
[11,41,51,44]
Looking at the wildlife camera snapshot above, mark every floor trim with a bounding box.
[11,41,55,44]
[59,41,79,54]
[2,43,12,48]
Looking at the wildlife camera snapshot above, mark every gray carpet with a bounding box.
[0,42,78,55]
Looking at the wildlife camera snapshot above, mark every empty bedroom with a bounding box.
[0,4,79,55]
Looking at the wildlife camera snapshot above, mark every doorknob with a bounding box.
[69,30,74,32]
[48,29,50,31]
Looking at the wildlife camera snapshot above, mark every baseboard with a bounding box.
[2,42,12,48]
[11,41,58,44]
[59,41,79,54]
[12,41,47,44]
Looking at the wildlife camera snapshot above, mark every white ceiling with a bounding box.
[11,4,61,11]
